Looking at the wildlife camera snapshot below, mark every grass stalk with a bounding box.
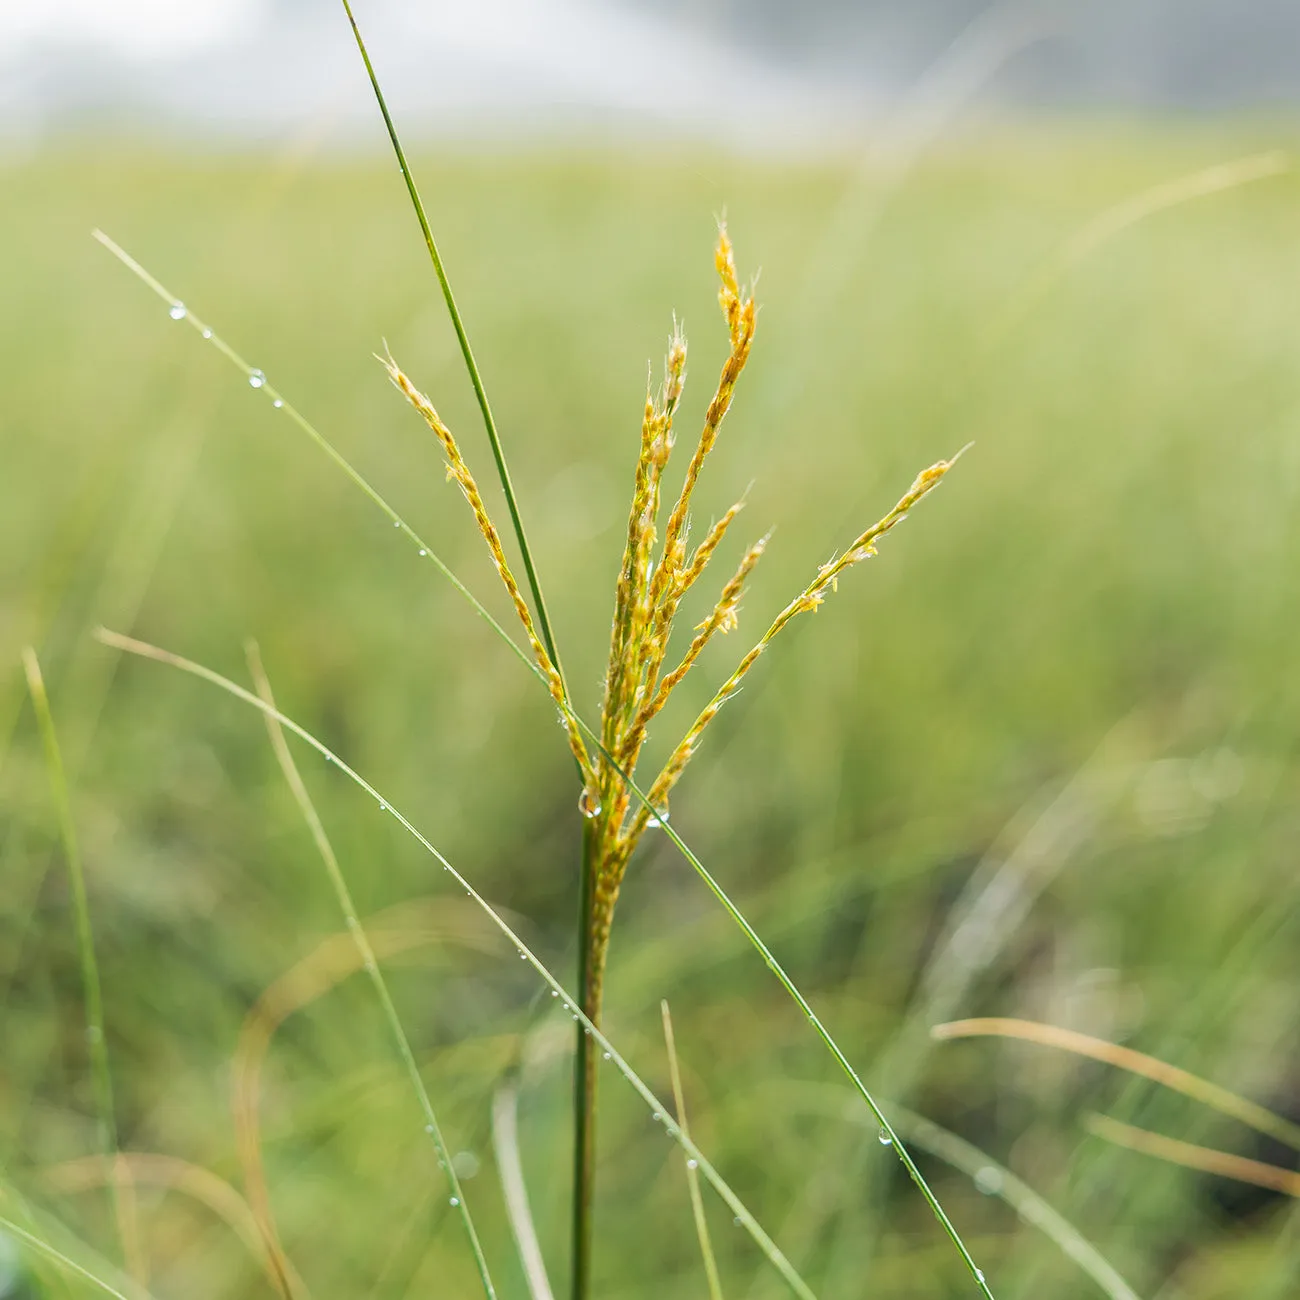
[337,0,566,687]
[571,817,599,1300]
[21,649,131,1274]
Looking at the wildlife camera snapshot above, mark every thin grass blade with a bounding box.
[336,0,566,689]
[662,1001,724,1300]
[21,649,134,1276]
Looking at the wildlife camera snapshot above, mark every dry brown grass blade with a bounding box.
[989,150,1290,346]
[43,1153,300,1296]
[932,1017,1300,1151]
[1086,1113,1300,1197]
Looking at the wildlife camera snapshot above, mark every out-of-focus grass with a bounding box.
[2,129,1299,1298]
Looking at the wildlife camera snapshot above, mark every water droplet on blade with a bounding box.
[169,302,186,320]
[248,369,265,389]
[877,1130,892,1145]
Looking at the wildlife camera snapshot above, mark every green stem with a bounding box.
[571,817,600,1300]
[338,0,567,691]
[22,649,124,1261]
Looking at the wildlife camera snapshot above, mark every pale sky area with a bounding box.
[0,0,260,60]
[0,0,872,146]
[2,0,1298,145]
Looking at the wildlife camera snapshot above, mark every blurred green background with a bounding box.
[3,125,1300,1299]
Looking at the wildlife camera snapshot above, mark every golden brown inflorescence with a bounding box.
[383,225,964,1023]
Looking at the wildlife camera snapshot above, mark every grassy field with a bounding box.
[2,126,1300,1299]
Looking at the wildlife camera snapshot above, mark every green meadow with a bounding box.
[3,127,1299,1298]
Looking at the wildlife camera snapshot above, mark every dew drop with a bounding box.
[975,1270,985,1285]
[686,1158,698,1170]
[651,1112,661,1123]
[201,327,212,339]
[602,1051,611,1060]
[393,520,401,527]
[449,1196,460,1207]
[452,1150,480,1179]
[551,990,559,998]
[733,1216,741,1227]
[248,369,265,389]
[418,548,427,557]
[519,950,527,959]
[424,1124,434,1135]
[272,398,284,409]
[974,1166,1003,1196]
[169,302,186,321]
[877,1130,893,1146]
[646,808,669,829]
[578,789,601,819]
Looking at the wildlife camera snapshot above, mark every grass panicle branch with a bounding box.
[380,352,593,784]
